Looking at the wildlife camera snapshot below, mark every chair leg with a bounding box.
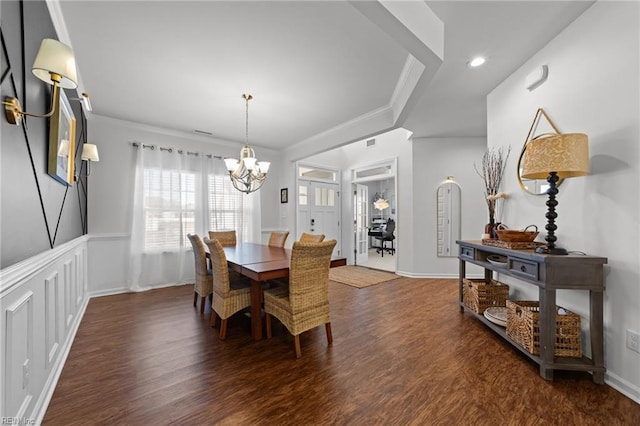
[193,292,198,307]
[325,323,333,345]
[294,334,302,358]
[210,310,217,328]
[266,313,273,338]
[219,319,228,340]
[200,296,206,314]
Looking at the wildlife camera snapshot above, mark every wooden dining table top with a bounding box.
[223,242,346,280]
[218,242,346,340]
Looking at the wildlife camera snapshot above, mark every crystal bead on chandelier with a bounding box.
[224,94,270,194]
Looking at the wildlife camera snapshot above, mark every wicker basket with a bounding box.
[496,225,539,242]
[506,300,582,358]
[462,278,509,314]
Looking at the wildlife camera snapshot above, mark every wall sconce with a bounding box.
[3,38,78,126]
[70,92,92,112]
[74,143,99,180]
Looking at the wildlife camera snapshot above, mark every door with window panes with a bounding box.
[297,180,340,256]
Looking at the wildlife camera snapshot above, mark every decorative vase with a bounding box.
[485,218,500,239]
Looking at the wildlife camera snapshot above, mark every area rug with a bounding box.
[329,265,398,288]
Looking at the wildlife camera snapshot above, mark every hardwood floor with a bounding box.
[44,278,639,425]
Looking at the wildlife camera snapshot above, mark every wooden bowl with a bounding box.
[496,225,539,242]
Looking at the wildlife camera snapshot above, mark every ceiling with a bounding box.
[56,1,593,154]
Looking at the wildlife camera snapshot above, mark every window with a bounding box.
[208,174,248,239]
[143,168,195,250]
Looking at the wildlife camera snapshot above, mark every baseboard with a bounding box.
[395,271,482,279]
[606,371,640,404]
[88,281,190,298]
[33,294,90,424]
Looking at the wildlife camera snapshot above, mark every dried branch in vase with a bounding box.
[474,146,511,221]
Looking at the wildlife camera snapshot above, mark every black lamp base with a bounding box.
[535,246,568,255]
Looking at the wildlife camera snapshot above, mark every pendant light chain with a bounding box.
[246,94,249,145]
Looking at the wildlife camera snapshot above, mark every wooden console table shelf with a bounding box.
[456,240,608,384]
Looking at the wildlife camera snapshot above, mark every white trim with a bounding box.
[92,115,279,154]
[390,55,426,123]
[88,233,130,242]
[605,371,640,405]
[0,236,89,295]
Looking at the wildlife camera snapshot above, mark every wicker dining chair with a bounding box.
[203,237,252,339]
[264,239,337,358]
[187,233,213,314]
[299,232,325,243]
[268,231,289,248]
[208,230,237,246]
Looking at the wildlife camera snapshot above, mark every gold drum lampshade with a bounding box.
[521,133,589,179]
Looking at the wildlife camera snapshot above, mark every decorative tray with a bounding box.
[482,239,545,250]
[484,307,507,327]
[487,254,507,268]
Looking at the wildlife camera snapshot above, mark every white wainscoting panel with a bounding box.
[0,235,89,423]
[44,273,60,367]
[4,291,34,419]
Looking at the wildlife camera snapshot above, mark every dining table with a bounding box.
[222,242,347,340]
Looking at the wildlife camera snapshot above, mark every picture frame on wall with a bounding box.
[280,188,288,203]
[48,89,76,186]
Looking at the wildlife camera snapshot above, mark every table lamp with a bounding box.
[521,133,589,255]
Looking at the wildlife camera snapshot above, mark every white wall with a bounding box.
[412,137,487,277]
[304,128,414,272]
[303,130,489,278]
[487,1,640,402]
[86,115,281,294]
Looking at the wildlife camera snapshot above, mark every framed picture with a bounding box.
[48,89,76,186]
[280,188,288,204]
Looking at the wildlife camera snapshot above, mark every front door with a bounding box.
[297,180,340,256]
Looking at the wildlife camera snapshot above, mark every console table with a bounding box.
[457,240,608,383]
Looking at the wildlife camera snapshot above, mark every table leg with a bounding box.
[250,279,263,340]
[459,259,466,312]
[539,287,556,381]
[590,289,605,384]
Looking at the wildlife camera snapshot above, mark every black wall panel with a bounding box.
[1,0,87,268]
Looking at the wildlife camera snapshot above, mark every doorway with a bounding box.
[296,164,341,257]
[352,159,397,272]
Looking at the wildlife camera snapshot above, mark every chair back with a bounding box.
[384,219,396,237]
[209,230,237,246]
[268,231,289,248]
[299,232,325,243]
[289,239,337,310]
[204,237,231,295]
[187,233,208,276]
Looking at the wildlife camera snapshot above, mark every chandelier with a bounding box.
[224,94,270,194]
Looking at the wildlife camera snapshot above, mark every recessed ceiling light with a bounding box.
[468,56,486,68]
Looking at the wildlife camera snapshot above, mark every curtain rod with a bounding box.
[130,141,222,159]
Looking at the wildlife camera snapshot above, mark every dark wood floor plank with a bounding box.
[43,278,640,425]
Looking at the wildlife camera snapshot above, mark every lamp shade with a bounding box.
[373,198,390,211]
[32,39,78,89]
[521,133,589,179]
[81,144,99,161]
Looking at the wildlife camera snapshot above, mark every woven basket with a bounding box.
[506,300,582,358]
[462,278,509,314]
[496,225,539,242]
